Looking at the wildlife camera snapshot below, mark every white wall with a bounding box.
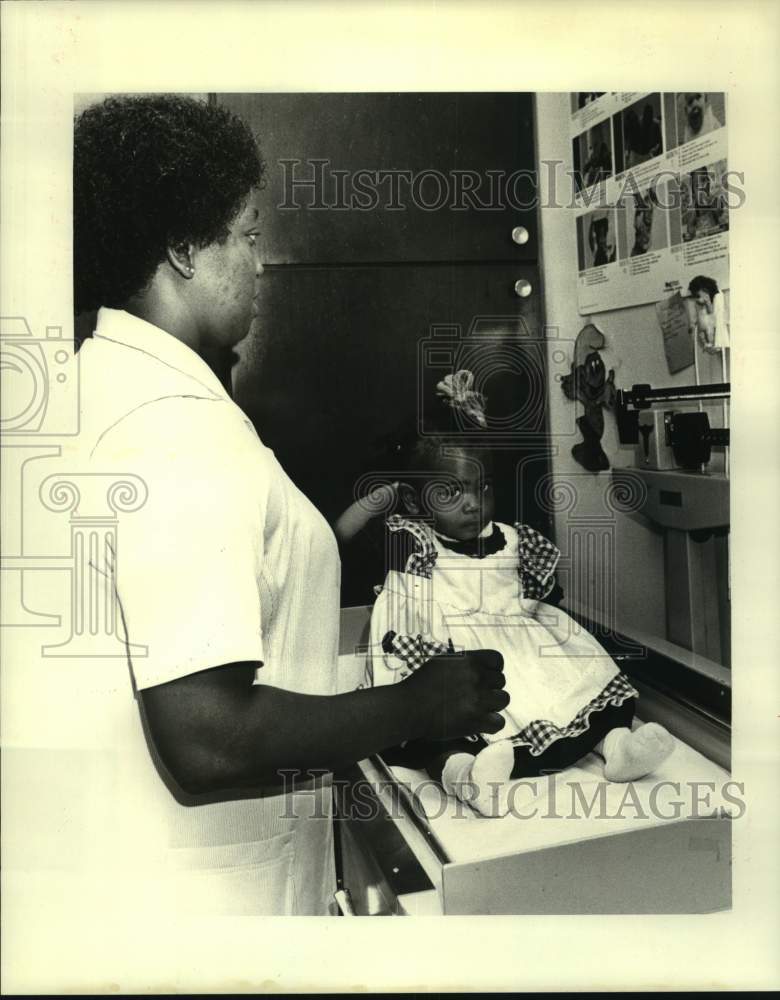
[535,93,729,643]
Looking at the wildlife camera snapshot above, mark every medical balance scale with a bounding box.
[612,379,730,666]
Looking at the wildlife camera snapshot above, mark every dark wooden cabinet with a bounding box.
[236,260,547,513]
[216,93,551,605]
[219,93,538,265]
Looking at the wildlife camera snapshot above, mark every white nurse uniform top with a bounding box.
[75,307,341,916]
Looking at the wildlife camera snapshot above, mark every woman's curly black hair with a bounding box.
[74,94,265,314]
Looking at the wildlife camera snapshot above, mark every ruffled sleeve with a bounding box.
[514,523,561,600]
[385,514,438,579]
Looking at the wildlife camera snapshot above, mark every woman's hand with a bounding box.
[404,649,509,742]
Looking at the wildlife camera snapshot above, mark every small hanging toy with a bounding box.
[561,322,616,472]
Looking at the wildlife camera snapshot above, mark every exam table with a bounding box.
[335,608,733,916]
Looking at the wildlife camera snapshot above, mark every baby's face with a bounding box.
[426,449,495,541]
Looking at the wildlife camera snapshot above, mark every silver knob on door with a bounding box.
[511,226,529,245]
[514,279,532,298]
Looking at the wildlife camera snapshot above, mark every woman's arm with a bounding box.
[139,649,508,796]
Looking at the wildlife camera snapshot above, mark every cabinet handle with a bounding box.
[514,279,533,298]
[511,226,530,245]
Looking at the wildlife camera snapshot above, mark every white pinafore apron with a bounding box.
[369,520,636,755]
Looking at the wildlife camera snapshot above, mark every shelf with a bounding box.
[611,467,729,531]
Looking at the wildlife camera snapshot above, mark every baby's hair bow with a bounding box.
[435,370,488,427]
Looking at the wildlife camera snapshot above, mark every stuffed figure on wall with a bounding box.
[561,322,616,472]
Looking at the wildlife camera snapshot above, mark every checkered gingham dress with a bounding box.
[368,517,638,756]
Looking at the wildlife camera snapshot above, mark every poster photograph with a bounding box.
[573,91,731,314]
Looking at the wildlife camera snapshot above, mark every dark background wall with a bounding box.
[216,93,553,605]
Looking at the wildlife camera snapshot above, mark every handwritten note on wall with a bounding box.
[656,291,694,373]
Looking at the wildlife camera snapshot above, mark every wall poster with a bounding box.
[570,92,730,314]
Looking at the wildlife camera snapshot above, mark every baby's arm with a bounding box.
[332,482,398,545]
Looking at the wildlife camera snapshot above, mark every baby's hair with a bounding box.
[380,370,490,476]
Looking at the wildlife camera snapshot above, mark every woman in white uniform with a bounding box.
[73,95,509,915]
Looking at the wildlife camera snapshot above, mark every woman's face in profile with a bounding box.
[192,188,265,349]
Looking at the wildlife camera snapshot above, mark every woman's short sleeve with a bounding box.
[91,397,267,690]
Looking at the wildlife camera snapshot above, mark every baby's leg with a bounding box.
[598,723,675,782]
[509,698,636,779]
[439,741,516,818]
